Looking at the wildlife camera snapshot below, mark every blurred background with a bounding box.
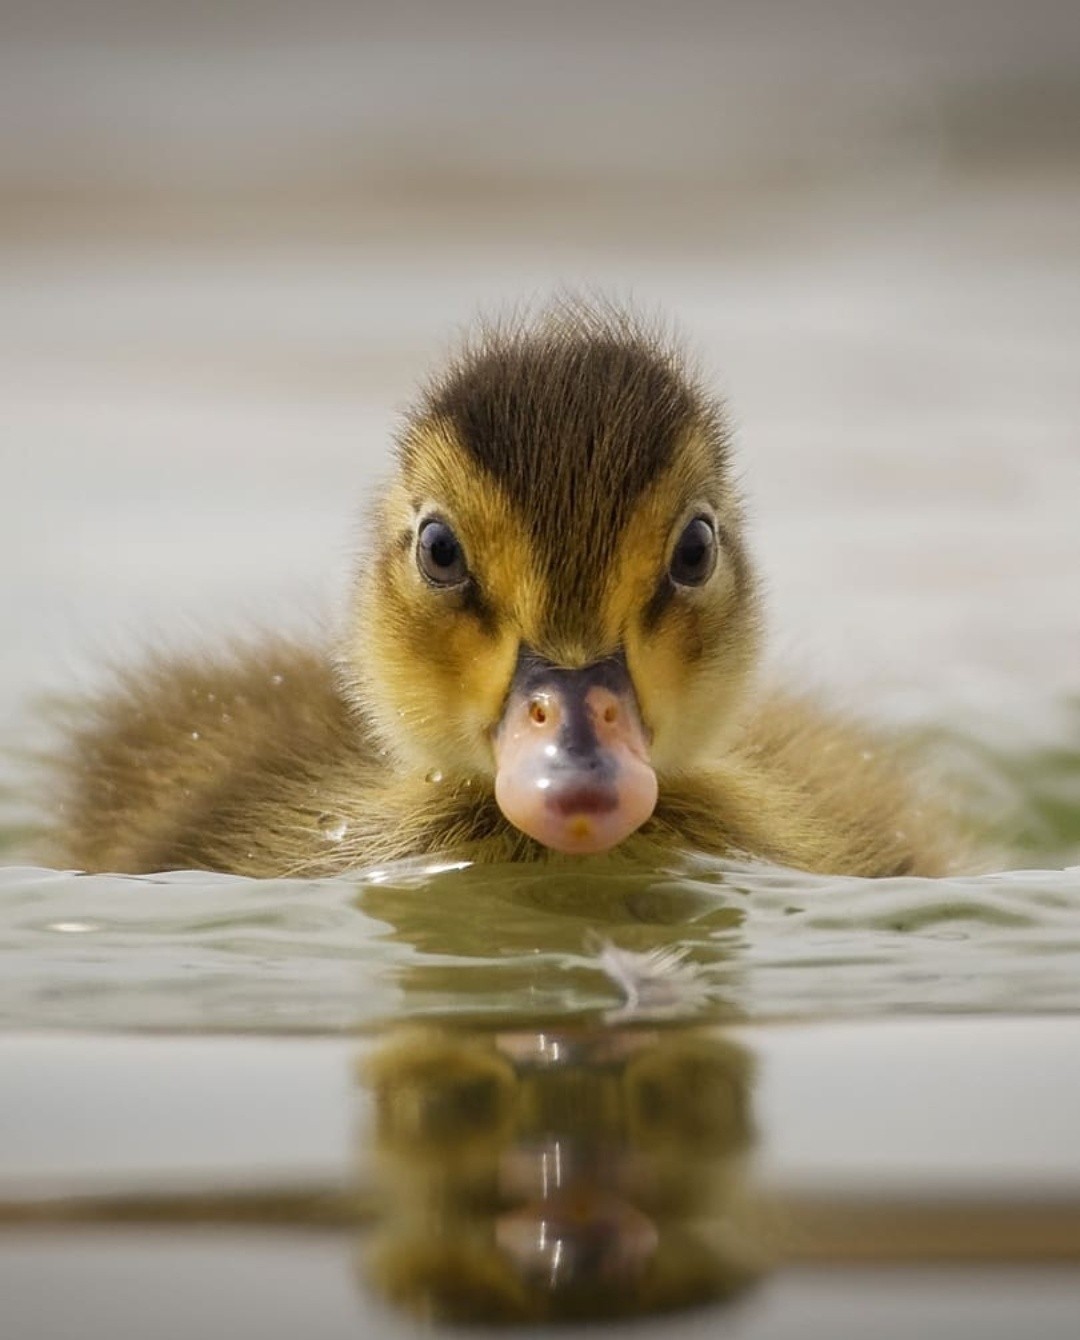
[2,0,1078,840]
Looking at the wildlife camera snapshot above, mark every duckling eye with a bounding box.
[417,518,468,587]
[669,516,717,587]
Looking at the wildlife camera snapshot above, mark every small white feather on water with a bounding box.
[587,936,714,1021]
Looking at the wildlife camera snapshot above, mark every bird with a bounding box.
[41,302,955,879]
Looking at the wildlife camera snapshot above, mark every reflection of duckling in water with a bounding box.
[46,302,954,877]
[358,1026,761,1324]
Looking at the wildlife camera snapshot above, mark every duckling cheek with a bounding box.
[493,683,658,856]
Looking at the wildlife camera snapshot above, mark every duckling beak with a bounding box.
[493,650,658,855]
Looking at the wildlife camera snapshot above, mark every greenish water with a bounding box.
[2,855,1078,1034]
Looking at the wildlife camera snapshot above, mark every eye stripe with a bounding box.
[642,575,675,631]
[461,581,498,636]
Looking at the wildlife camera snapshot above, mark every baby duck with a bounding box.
[46,304,953,878]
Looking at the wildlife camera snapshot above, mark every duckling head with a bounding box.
[345,305,760,855]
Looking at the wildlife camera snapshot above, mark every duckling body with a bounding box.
[44,306,954,878]
[48,640,949,878]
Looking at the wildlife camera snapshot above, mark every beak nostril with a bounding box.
[529,699,548,726]
[602,704,618,725]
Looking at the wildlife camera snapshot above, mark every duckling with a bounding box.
[43,303,955,878]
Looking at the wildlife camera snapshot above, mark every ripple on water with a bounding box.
[1,855,1079,1033]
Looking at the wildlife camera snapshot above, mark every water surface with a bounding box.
[3,854,1079,1034]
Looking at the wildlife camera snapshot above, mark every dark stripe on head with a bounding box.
[409,305,731,641]
[460,580,498,636]
[642,576,675,632]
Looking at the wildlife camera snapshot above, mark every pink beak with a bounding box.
[493,651,658,855]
